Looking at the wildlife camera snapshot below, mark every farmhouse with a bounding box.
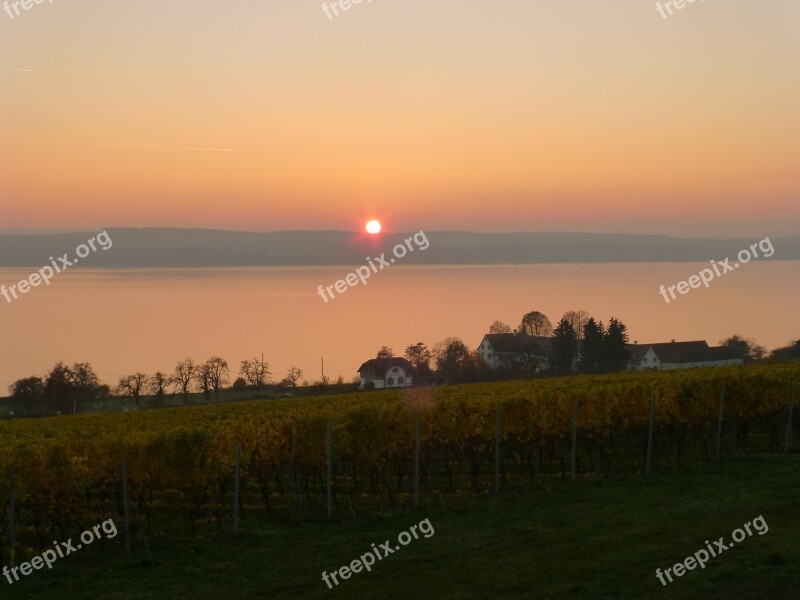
[357,357,415,389]
[477,332,551,372]
[627,340,744,371]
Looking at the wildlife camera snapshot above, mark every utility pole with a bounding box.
[321,358,324,379]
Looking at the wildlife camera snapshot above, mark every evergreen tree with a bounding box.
[603,318,630,372]
[579,318,605,374]
[550,318,577,375]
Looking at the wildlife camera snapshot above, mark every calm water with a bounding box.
[1,262,798,389]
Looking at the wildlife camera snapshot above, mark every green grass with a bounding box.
[3,455,798,599]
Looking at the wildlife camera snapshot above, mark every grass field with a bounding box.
[3,454,798,599]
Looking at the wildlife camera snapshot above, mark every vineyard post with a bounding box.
[8,467,15,568]
[715,389,725,461]
[494,405,501,493]
[326,423,332,521]
[785,382,797,454]
[414,418,421,508]
[121,458,131,555]
[233,444,241,533]
[571,402,579,479]
[646,397,655,474]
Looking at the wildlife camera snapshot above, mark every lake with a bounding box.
[1,262,798,389]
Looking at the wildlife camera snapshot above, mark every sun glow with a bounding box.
[365,220,382,234]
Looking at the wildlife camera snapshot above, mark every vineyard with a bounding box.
[0,363,798,555]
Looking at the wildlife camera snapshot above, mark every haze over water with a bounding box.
[1,262,797,388]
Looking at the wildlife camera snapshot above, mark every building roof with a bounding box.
[627,340,744,364]
[483,332,552,354]
[357,357,416,377]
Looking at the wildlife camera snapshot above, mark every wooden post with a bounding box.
[715,389,725,460]
[414,418,421,508]
[9,468,15,568]
[121,458,131,555]
[326,423,332,521]
[233,444,241,533]
[494,405,501,493]
[571,402,579,479]
[785,382,797,454]
[646,397,656,474]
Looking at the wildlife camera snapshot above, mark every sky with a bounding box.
[1,0,799,236]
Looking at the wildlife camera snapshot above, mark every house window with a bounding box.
[387,376,394,386]
[398,376,404,385]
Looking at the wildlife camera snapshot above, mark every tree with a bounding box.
[116,373,148,408]
[69,362,103,411]
[376,346,394,359]
[194,363,212,402]
[720,335,766,363]
[404,342,432,375]
[520,311,553,337]
[488,320,512,334]
[432,337,472,379]
[172,357,195,404]
[239,356,270,388]
[768,340,800,362]
[149,371,169,408]
[204,357,229,395]
[561,310,593,342]
[232,377,248,391]
[578,318,605,374]
[550,318,577,375]
[603,318,630,372]
[280,366,303,388]
[43,362,76,414]
[9,376,43,414]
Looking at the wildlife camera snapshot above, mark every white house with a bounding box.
[477,332,551,372]
[628,340,744,371]
[357,357,415,389]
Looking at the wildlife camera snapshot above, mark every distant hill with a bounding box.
[0,229,797,267]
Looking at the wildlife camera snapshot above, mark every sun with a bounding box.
[365,220,382,234]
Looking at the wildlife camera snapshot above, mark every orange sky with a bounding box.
[1,1,798,236]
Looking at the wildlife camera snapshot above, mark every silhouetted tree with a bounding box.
[768,340,800,362]
[376,346,394,359]
[602,318,630,372]
[9,376,43,414]
[432,337,472,380]
[149,371,169,408]
[579,318,605,374]
[280,366,303,388]
[720,335,765,363]
[404,342,432,375]
[561,310,593,341]
[550,319,577,375]
[520,311,553,337]
[488,320,512,334]
[172,357,195,403]
[43,362,76,413]
[204,357,229,395]
[239,356,270,388]
[116,373,148,408]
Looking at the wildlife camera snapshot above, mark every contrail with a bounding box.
[15,68,34,72]
[92,143,233,152]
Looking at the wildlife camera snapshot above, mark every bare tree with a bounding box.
[561,310,593,341]
[280,366,303,388]
[116,373,148,408]
[172,358,195,403]
[204,357,229,395]
[150,371,169,408]
[239,356,270,388]
[520,311,553,337]
[194,363,212,402]
[489,320,512,334]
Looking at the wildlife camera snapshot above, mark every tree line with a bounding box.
[6,357,313,415]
